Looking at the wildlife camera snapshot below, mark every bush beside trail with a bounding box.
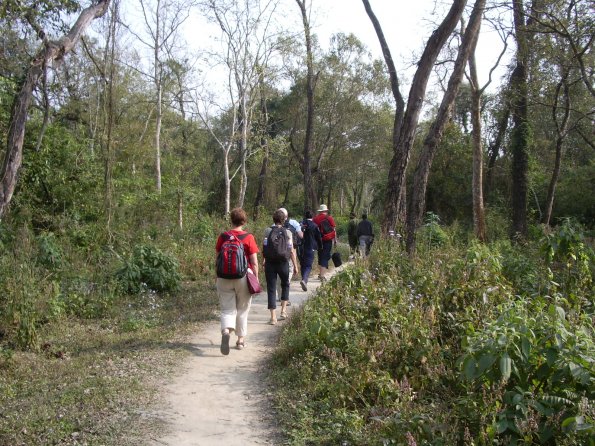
[271,221,594,445]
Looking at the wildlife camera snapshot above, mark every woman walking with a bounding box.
[263,209,299,325]
[215,208,259,355]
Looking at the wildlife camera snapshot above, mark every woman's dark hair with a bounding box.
[230,208,247,226]
[361,213,368,219]
[273,209,286,224]
[304,210,313,219]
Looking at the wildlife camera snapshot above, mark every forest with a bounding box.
[0,0,593,444]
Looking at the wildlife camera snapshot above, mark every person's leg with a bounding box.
[319,240,332,280]
[217,278,236,333]
[234,277,252,347]
[278,261,290,318]
[277,259,294,298]
[278,261,290,301]
[216,278,236,355]
[300,249,314,290]
[265,262,278,310]
[359,236,367,257]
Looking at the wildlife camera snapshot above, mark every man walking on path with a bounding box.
[356,213,374,257]
[299,210,322,291]
[313,204,336,281]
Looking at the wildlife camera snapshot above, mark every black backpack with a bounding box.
[216,232,250,279]
[284,220,301,246]
[320,217,334,235]
[263,226,291,261]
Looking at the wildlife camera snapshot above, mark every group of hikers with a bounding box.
[214,204,340,355]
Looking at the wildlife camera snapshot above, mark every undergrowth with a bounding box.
[271,220,594,445]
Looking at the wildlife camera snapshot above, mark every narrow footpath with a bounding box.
[149,269,341,446]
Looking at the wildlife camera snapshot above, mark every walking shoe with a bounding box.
[300,280,308,291]
[279,311,288,320]
[220,332,230,355]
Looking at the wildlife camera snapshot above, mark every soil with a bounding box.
[149,272,336,446]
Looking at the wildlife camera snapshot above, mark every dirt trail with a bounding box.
[149,271,338,446]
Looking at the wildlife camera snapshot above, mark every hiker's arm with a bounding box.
[249,253,259,277]
[291,248,299,274]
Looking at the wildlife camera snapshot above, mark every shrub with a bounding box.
[418,212,449,248]
[461,299,595,444]
[116,244,181,294]
[37,232,64,269]
[542,219,594,308]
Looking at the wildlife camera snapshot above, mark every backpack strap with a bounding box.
[222,231,249,240]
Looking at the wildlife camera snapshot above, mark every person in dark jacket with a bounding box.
[356,213,374,257]
[299,210,322,291]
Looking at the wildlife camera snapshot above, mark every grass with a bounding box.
[0,282,218,446]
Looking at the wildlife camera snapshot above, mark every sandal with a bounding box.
[236,340,245,350]
[268,318,277,325]
[279,312,288,320]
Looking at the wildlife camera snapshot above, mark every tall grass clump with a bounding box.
[271,222,594,445]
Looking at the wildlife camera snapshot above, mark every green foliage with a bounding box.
[417,212,449,248]
[542,219,594,305]
[272,224,594,445]
[36,232,64,269]
[461,299,594,443]
[116,244,181,294]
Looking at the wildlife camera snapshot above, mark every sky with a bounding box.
[172,0,513,105]
[313,0,512,91]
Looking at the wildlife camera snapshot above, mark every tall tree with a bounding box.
[295,0,316,211]
[509,0,534,239]
[0,0,111,218]
[363,0,467,235]
[406,0,487,253]
[128,0,193,194]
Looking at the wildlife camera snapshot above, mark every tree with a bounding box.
[0,0,111,219]
[128,0,193,194]
[196,0,280,215]
[406,0,487,253]
[363,0,468,235]
[294,0,317,211]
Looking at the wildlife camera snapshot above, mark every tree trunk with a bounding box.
[469,37,487,242]
[295,0,316,211]
[224,151,231,215]
[154,0,162,194]
[510,0,531,240]
[405,0,483,253]
[543,73,571,226]
[485,106,510,198]
[104,0,119,234]
[253,76,269,220]
[237,94,248,208]
[177,189,183,230]
[364,0,467,235]
[0,0,111,219]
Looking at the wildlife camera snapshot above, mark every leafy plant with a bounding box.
[37,232,64,269]
[116,244,181,294]
[461,299,595,443]
[418,212,449,248]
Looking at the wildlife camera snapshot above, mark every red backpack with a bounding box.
[216,232,250,279]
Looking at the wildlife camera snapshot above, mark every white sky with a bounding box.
[313,0,512,91]
[165,0,512,108]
